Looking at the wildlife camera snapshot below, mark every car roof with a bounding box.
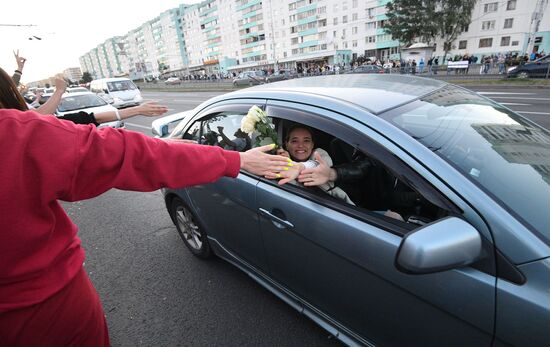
[221,74,447,115]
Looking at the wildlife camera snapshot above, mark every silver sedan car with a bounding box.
[155,75,550,346]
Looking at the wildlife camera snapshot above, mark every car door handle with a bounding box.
[258,208,294,229]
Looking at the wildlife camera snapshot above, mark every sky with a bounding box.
[1,0,196,83]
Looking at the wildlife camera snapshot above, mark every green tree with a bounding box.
[81,72,93,84]
[385,0,477,61]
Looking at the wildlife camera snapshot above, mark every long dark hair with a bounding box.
[0,67,29,111]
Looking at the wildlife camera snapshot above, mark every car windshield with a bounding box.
[380,85,550,243]
[107,80,137,91]
[58,94,107,112]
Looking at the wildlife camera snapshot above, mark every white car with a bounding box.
[151,110,194,137]
[56,92,123,128]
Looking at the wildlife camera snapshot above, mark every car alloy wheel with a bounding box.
[170,197,212,258]
[517,71,530,79]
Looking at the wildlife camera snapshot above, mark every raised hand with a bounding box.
[13,50,26,71]
[135,101,168,117]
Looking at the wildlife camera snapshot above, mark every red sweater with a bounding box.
[0,109,240,312]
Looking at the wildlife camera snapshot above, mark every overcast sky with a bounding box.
[1,0,196,83]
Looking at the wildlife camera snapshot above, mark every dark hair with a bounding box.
[0,67,29,111]
[284,124,315,144]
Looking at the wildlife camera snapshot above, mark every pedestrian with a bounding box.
[433,57,439,74]
[418,58,425,74]
[0,102,291,346]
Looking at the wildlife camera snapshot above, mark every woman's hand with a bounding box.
[54,76,68,93]
[297,151,335,186]
[13,50,26,71]
[134,101,169,117]
[239,144,293,176]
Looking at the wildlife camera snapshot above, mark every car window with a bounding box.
[107,80,137,91]
[181,111,253,152]
[58,94,107,112]
[266,105,453,231]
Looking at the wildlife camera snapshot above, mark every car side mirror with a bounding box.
[395,217,482,274]
[152,124,168,138]
[103,89,109,94]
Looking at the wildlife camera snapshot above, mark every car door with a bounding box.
[179,100,270,272]
[257,101,497,346]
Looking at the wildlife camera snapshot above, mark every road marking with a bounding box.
[489,96,550,101]
[517,111,550,115]
[478,92,535,95]
[125,122,150,130]
[499,102,531,106]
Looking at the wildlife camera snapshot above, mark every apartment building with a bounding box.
[63,67,83,83]
[79,0,550,79]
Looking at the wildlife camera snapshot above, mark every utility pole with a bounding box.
[526,0,548,57]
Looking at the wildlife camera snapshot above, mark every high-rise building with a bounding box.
[78,0,550,79]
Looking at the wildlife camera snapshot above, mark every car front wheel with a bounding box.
[170,197,212,258]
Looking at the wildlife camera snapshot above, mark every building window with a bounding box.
[352,40,357,47]
[501,36,511,46]
[504,18,513,29]
[479,38,493,48]
[458,40,467,49]
[482,20,495,30]
[343,15,348,24]
[352,26,358,34]
[333,17,338,25]
[507,0,516,10]
[353,0,358,8]
[352,13,358,21]
[484,2,498,13]
[511,40,519,46]
[366,35,376,43]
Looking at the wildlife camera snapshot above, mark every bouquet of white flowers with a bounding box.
[241,105,279,148]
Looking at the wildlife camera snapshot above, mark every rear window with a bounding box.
[58,94,107,112]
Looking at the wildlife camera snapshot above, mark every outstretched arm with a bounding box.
[36,77,67,115]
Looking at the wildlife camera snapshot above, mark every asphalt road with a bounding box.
[64,86,550,346]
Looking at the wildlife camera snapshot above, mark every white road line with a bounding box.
[488,96,550,101]
[478,92,535,95]
[500,102,531,106]
[125,122,151,130]
[517,111,550,115]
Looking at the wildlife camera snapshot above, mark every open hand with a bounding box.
[135,101,169,117]
[297,151,334,186]
[239,144,292,176]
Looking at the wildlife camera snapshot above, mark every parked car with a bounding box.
[347,64,385,74]
[164,77,182,85]
[56,91,123,128]
[155,74,550,346]
[232,70,266,86]
[508,54,550,78]
[266,70,292,83]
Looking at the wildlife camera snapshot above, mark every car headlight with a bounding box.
[507,66,517,73]
[134,95,143,102]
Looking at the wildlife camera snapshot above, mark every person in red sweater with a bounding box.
[0,108,291,346]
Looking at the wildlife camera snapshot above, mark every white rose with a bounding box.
[247,105,266,122]
[241,117,256,134]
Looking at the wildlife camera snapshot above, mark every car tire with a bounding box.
[517,71,530,79]
[170,197,212,259]
[233,81,237,87]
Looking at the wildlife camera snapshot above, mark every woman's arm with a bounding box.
[93,102,168,123]
[35,77,67,115]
